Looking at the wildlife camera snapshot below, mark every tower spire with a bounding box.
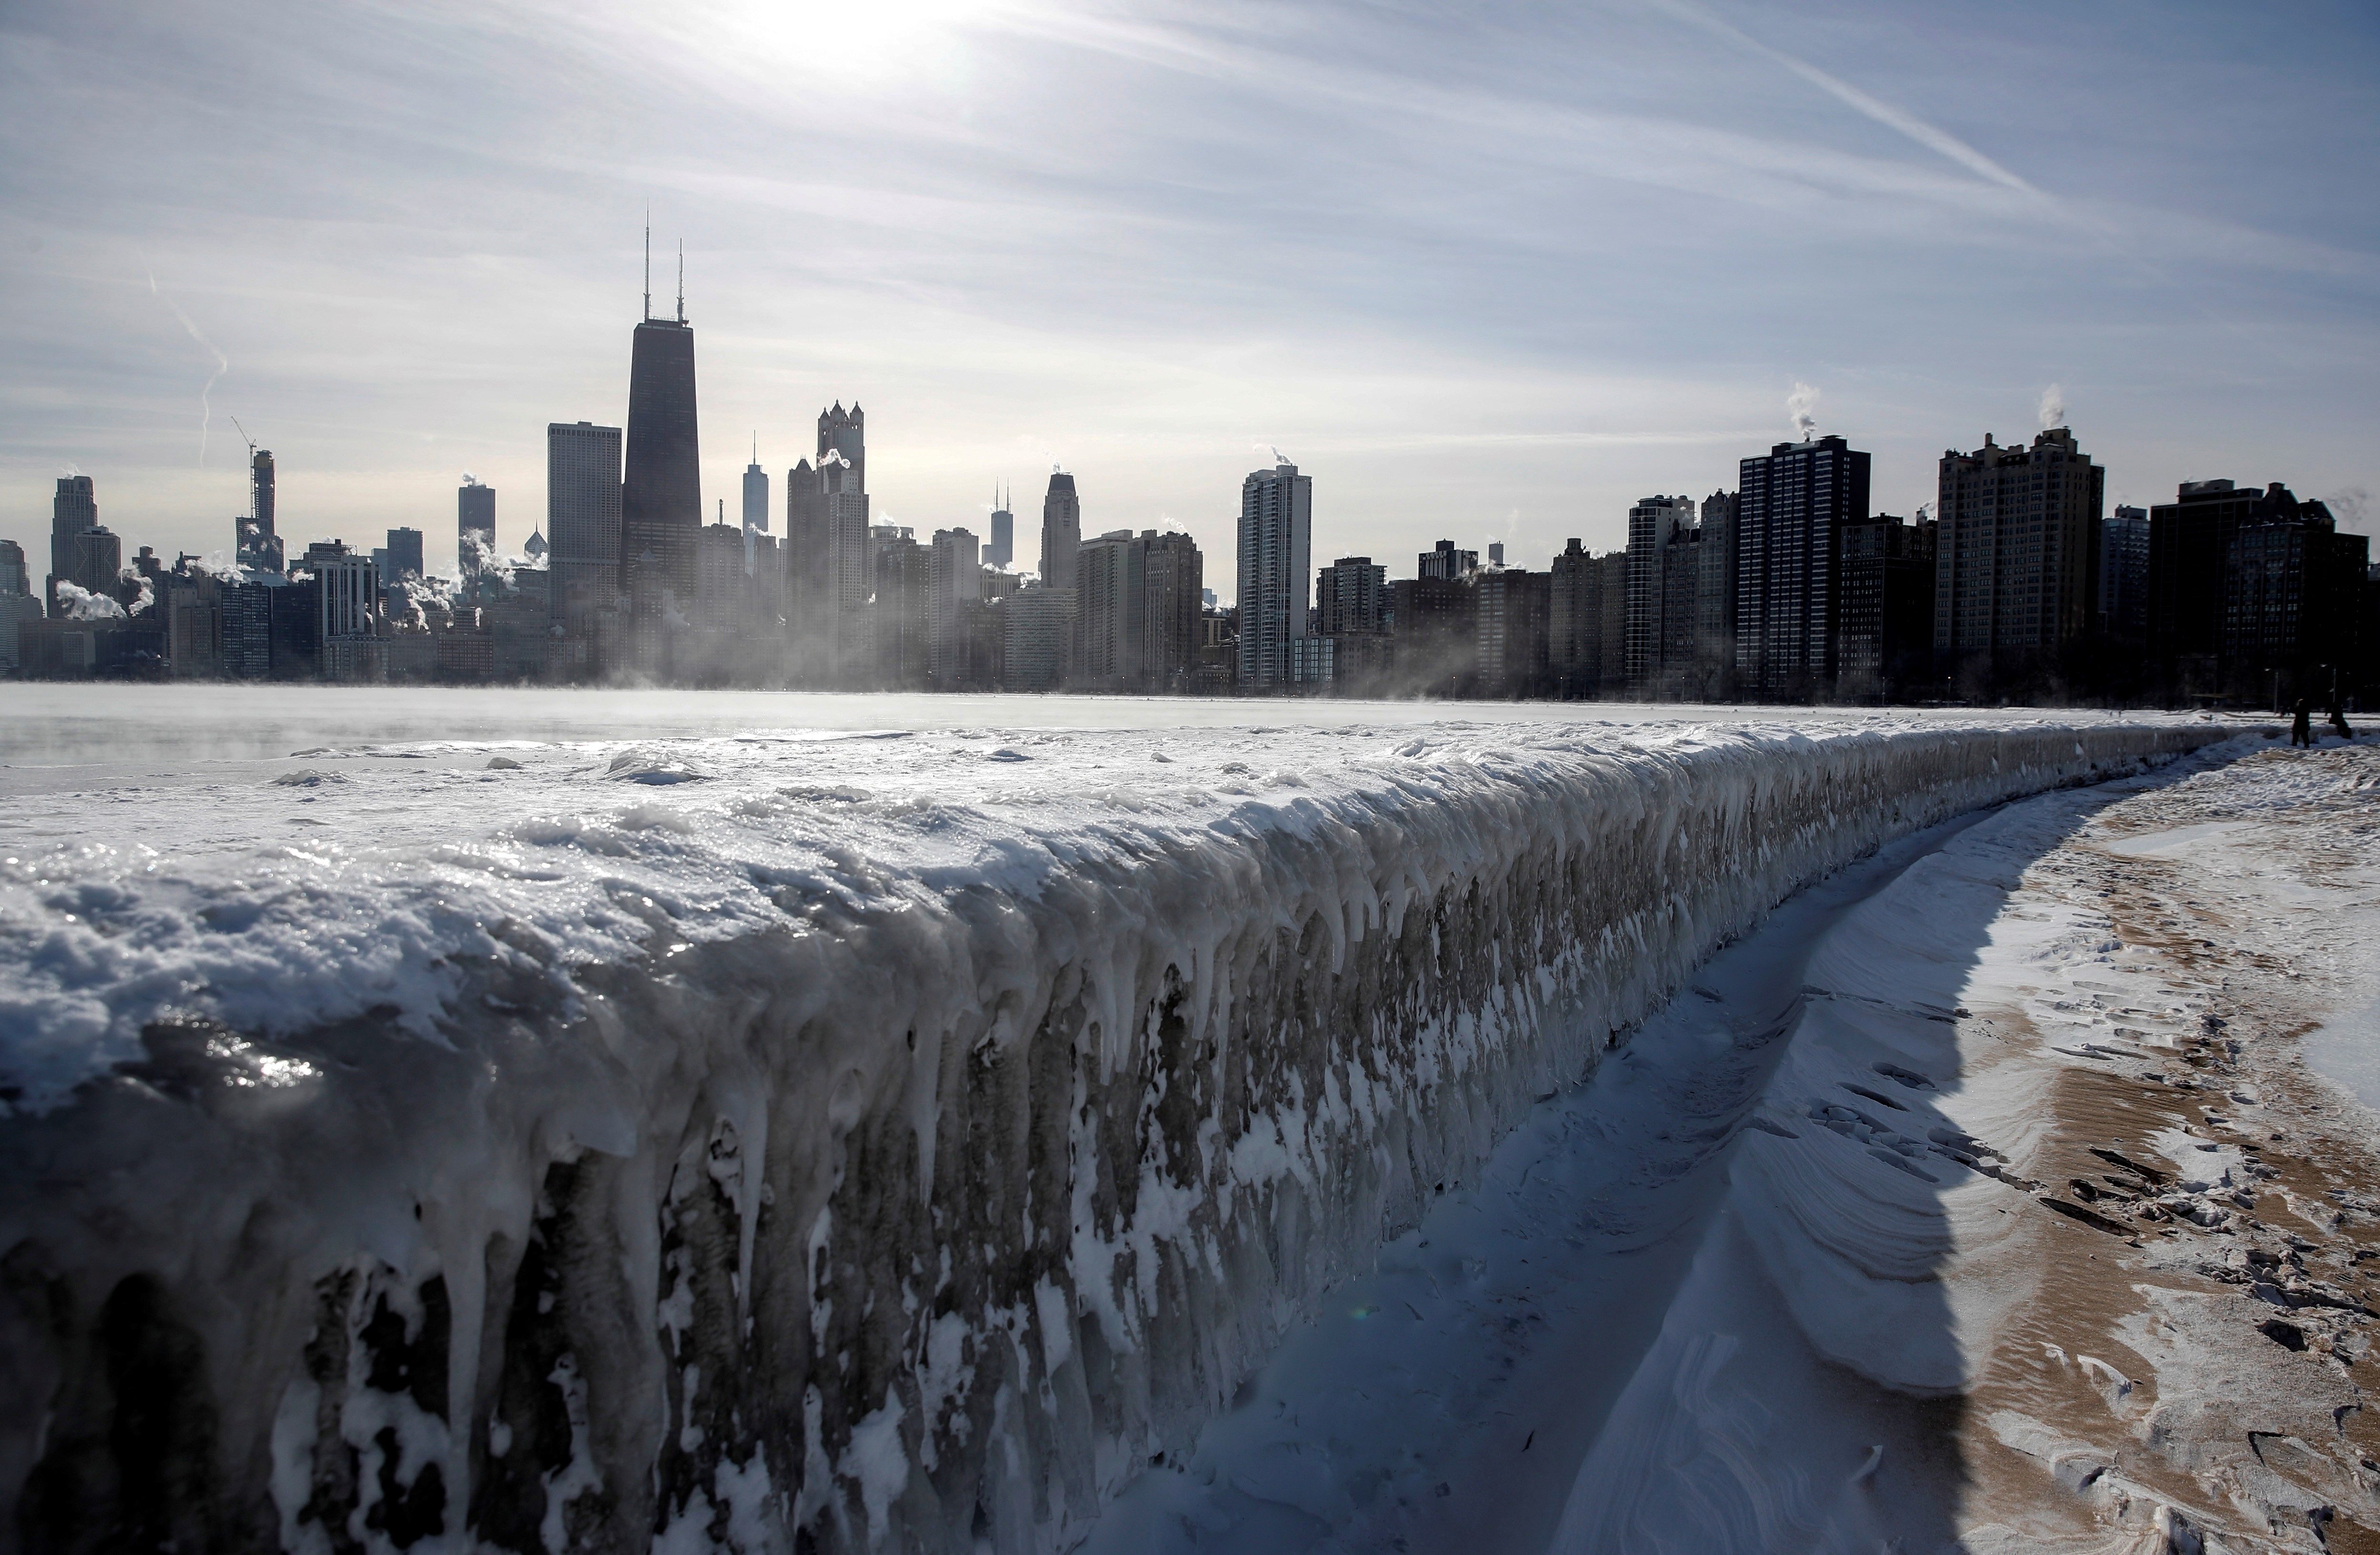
[676,240,684,324]
[642,208,651,322]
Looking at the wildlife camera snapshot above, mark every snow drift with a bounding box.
[0,716,2221,1552]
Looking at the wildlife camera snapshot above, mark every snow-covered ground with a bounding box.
[0,693,2228,1552]
[1081,731,2380,1555]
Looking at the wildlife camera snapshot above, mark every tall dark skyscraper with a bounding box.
[237,451,282,574]
[458,477,496,566]
[620,247,701,668]
[1734,433,1869,701]
[986,486,1014,570]
[50,474,95,611]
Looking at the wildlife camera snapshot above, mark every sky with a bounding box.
[2,0,2376,598]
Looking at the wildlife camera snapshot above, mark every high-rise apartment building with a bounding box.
[1835,513,1937,701]
[1735,434,1870,701]
[0,538,26,598]
[2100,505,2150,644]
[2223,499,2365,703]
[1625,495,1696,691]
[1140,531,1203,693]
[458,478,496,569]
[1697,490,1738,694]
[548,421,624,638]
[1316,556,1387,637]
[1655,525,1702,696]
[1235,459,1312,687]
[929,528,982,688]
[1476,566,1550,696]
[986,489,1014,570]
[1077,528,1143,689]
[1418,540,1477,581]
[1389,575,1476,694]
[1933,427,2103,689]
[2148,479,2267,687]
[1548,540,1598,694]
[869,525,930,690]
[620,301,702,670]
[1039,473,1081,592]
[1003,584,1075,690]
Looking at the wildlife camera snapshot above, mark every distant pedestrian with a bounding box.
[2291,698,2313,747]
[2332,703,2355,741]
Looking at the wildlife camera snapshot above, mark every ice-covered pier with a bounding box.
[0,702,2222,1551]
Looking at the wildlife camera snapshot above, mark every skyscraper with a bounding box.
[620,259,701,671]
[1933,426,2104,692]
[743,441,769,536]
[384,527,424,583]
[1734,434,1870,701]
[50,475,96,611]
[2099,504,2150,644]
[1040,472,1081,591]
[1076,529,1148,690]
[818,404,865,495]
[823,455,873,682]
[1235,459,1312,688]
[548,421,624,637]
[1548,539,1598,694]
[929,527,982,687]
[986,488,1014,570]
[235,451,282,575]
[1316,556,1387,636]
[1625,495,1696,692]
[1835,513,1937,702]
[1140,531,1203,693]
[1419,540,1477,580]
[1696,490,1738,696]
[458,478,496,570]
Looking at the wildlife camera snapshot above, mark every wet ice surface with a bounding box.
[2304,994,2380,1114]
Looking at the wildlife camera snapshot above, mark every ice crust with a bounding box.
[0,714,2222,1551]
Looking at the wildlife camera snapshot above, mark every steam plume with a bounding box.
[2037,383,2066,431]
[1786,382,1820,441]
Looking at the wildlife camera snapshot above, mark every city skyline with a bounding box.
[3,0,2376,594]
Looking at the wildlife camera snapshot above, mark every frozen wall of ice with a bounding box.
[0,719,2221,1553]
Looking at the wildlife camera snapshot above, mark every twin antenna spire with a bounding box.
[641,211,686,325]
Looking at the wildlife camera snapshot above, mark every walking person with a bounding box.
[2291,697,2313,748]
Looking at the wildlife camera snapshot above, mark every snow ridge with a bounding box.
[0,718,2220,1552]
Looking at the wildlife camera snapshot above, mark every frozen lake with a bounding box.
[0,683,2210,791]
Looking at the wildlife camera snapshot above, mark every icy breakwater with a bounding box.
[0,716,2221,1551]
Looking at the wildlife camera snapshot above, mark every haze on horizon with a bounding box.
[1,0,2374,594]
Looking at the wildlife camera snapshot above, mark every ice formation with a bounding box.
[0,714,2221,1551]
